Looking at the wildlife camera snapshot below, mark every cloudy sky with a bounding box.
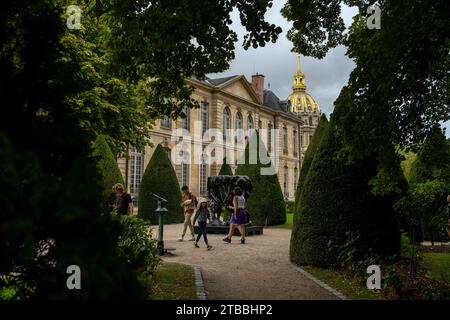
[209,2,358,118]
[209,2,450,136]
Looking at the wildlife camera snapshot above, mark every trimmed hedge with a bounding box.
[235,131,286,225]
[138,144,183,224]
[218,158,233,176]
[290,122,402,267]
[92,135,125,204]
[294,114,328,212]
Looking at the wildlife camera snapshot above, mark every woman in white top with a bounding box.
[223,187,247,244]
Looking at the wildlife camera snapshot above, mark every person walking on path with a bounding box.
[113,183,134,216]
[193,198,212,250]
[179,185,197,241]
[223,187,247,244]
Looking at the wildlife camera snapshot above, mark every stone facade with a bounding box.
[118,61,321,204]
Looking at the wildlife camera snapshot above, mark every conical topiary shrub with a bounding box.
[294,114,329,212]
[235,131,286,225]
[138,144,183,224]
[290,120,402,268]
[92,135,125,205]
[218,157,233,176]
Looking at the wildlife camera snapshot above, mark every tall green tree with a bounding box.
[396,126,450,243]
[283,0,450,193]
[294,114,328,212]
[0,0,282,298]
[218,158,234,176]
[138,145,183,224]
[235,132,286,225]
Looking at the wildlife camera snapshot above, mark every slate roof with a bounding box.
[263,89,291,114]
[203,75,240,87]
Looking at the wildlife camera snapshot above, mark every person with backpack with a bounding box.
[193,197,212,250]
[223,187,247,244]
[179,185,197,241]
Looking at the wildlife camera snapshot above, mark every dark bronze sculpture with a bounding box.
[207,175,252,225]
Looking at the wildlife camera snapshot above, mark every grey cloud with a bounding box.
[208,2,450,137]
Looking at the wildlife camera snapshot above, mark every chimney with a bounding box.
[251,73,265,104]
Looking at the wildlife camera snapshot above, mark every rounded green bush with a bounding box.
[290,122,402,267]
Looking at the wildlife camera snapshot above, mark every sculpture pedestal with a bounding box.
[194,223,263,236]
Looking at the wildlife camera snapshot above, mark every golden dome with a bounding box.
[287,56,320,114]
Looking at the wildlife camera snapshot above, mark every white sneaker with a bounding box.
[178,237,184,242]
[188,236,195,241]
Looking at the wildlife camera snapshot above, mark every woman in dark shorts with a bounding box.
[223,187,247,244]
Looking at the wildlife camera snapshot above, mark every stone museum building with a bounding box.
[118,58,321,203]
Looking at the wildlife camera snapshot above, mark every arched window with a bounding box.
[308,116,313,126]
[235,112,243,144]
[182,105,190,130]
[223,106,231,140]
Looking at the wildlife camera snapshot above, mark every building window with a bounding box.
[268,123,273,153]
[130,147,143,195]
[308,116,313,126]
[247,115,253,130]
[283,166,289,198]
[199,154,208,196]
[223,106,231,140]
[258,120,262,129]
[181,162,189,187]
[160,117,171,129]
[300,133,303,147]
[294,167,298,191]
[201,101,208,136]
[283,127,288,155]
[182,105,190,130]
[293,129,298,157]
[309,134,313,145]
[235,112,243,144]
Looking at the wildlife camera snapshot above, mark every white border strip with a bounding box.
[290,262,350,300]
[186,264,207,300]
[193,265,207,300]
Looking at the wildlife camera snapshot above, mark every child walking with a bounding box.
[193,198,212,250]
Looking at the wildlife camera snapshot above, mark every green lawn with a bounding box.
[150,262,198,300]
[423,252,450,284]
[302,266,384,300]
[276,212,293,229]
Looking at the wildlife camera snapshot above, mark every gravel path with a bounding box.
[152,223,338,300]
